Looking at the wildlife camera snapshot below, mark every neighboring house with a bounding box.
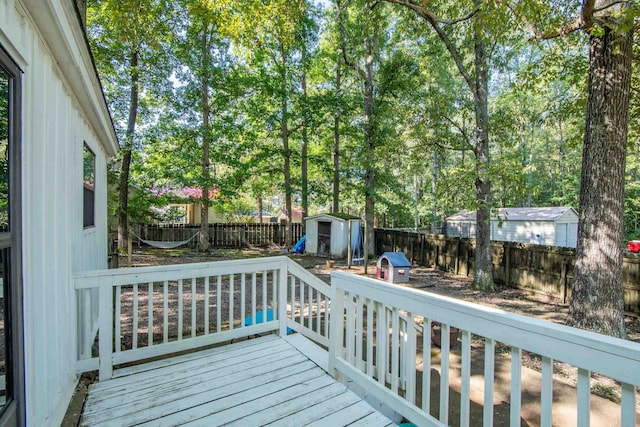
[446,207,579,248]
[154,186,222,225]
[305,213,361,258]
[275,208,303,224]
[250,209,272,224]
[0,1,118,425]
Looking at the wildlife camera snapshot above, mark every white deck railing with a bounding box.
[74,256,330,380]
[329,271,640,427]
[75,258,640,426]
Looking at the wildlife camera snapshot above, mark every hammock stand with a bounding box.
[131,230,200,249]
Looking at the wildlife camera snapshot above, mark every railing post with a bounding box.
[278,260,288,337]
[98,278,113,380]
[328,275,345,381]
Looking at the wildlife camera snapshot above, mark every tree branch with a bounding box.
[335,0,366,79]
[383,0,476,97]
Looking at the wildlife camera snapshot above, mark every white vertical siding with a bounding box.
[2,2,111,425]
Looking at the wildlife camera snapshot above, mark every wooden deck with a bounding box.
[80,334,395,426]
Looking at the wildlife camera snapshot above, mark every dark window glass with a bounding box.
[83,144,95,228]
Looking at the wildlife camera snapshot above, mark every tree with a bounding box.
[382,0,499,289]
[87,0,172,249]
[512,0,634,337]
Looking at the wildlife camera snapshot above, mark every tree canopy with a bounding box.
[87,0,640,336]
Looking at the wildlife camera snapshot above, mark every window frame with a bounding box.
[82,142,95,228]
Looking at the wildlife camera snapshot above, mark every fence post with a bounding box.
[505,243,511,287]
[561,257,568,304]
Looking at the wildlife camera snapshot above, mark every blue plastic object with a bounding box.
[294,235,306,254]
[244,308,293,334]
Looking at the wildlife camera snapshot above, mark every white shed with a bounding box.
[1,2,118,425]
[305,213,361,258]
[446,207,579,248]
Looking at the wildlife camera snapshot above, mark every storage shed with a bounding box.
[305,213,361,258]
[446,207,579,248]
[376,252,411,283]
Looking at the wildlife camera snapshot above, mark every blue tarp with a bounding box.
[294,235,306,254]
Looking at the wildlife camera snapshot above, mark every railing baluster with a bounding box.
[510,346,522,427]
[405,312,417,405]
[366,298,374,377]
[204,277,209,335]
[483,337,495,427]
[422,318,432,414]
[163,281,168,343]
[541,356,553,427]
[262,270,267,322]
[229,274,234,330]
[577,368,590,427]
[178,279,183,340]
[272,270,277,321]
[290,274,295,325]
[621,383,636,427]
[356,295,363,370]
[346,292,355,366]
[251,272,256,326]
[460,330,471,427]
[191,278,196,338]
[148,282,154,346]
[439,323,450,426]
[315,288,321,335]
[240,273,246,328]
[132,284,139,349]
[391,307,400,393]
[300,280,306,327]
[216,276,221,333]
[114,285,121,353]
[308,283,313,330]
[376,303,387,386]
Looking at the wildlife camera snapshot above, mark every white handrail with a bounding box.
[330,270,640,427]
[74,257,331,380]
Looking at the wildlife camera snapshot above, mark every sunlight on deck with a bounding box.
[80,334,394,426]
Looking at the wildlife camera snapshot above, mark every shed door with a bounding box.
[0,46,24,426]
[556,223,568,247]
[317,221,331,255]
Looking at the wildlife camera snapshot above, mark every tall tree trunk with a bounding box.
[199,23,211,251]
[363,28,377,265]
[471,2,494,290]
[118,51,139,250]
[279,42,293,246]
[301,47,309,227]
[257,196,263,224]
[431,149,439,234]
[332,57,341,213]
[569,12,631,338]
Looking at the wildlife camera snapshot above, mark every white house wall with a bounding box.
[2,1,112,425]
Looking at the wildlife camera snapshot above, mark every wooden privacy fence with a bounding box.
[138,223,303,248]
[375,228,640,316]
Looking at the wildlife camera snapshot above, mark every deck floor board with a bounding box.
[80,335,393,427]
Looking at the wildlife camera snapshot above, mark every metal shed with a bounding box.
[445,207,579,248]
[304,213,361,258]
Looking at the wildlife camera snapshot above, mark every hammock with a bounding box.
[131,230,200,249]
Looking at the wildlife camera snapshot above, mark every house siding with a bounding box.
[2,1,114,425]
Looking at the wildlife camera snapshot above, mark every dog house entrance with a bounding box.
[317,221,331,255]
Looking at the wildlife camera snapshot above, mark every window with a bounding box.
[0,43,24,426]
[83,144,95,228]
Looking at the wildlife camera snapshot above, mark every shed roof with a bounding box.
[446,207,577,222]
[305,213,360,222]
[379,252,411,268]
